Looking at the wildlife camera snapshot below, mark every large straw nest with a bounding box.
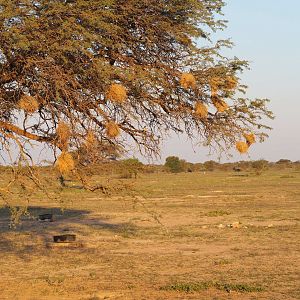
[243,133,256,146]
[56,122,71,150]
[56,152,75,174]
[180,73,196,89]
[18,95,39,113]
[236,141,249,154]
[106,121,120,138]
[194,102,208,119]
[212,96,229,113]
[106,84,127,103]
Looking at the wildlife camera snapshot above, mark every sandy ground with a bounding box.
[0,170,299,299]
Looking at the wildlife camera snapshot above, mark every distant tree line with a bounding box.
[0,157,298,179]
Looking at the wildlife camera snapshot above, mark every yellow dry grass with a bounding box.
[243,133,256,145]
[236,141,249,154]
[18,95,39,113]
[106,122,120,138]
[180,73,196,89]
[0,170,299,299]
[106,84,127,103]
[194,102,208,118]
[55,151,75,174]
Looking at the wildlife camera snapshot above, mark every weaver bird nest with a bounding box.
[236,141,249,154]
[106,122,120,138]
[18,95,39,114]
[243,133,256,146]
[180,73,196,89]
[56,122,71,150]
[194,102,208,119]
[106,84,127,103]
[56,152,75,174]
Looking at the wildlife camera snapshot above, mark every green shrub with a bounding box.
[164,156,185,173]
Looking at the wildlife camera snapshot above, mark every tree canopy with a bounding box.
[0,0,273,170]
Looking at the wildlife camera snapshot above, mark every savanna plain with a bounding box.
[0,167,299,300]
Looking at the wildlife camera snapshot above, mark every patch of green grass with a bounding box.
[161,281,264,293]
[214,258,231,265]
[206,210,231,217]
[160,282,211,292]
[215,282,264,293]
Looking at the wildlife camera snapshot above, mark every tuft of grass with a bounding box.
[118,222,138,238]
[44,276,65,286]
[160,281,264,293]
[160,282,211,292]
[206,210,231,217]
[214,258,231,266]
[215,282,264,293]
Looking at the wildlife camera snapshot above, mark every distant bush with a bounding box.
[252,159,269,175]
[276,159,292,164]
[203,160,218,171]
[165,156,185,173]
[119,158,143,179]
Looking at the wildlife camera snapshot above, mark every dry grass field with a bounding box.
[0,168,299,299]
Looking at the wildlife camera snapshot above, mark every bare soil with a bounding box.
[0,170,299,299]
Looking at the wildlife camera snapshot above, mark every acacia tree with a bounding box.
[0,0,273,174]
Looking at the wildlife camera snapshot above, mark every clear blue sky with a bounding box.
[156,0,300,163]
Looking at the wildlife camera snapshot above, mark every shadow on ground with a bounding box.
[0,205,137,258]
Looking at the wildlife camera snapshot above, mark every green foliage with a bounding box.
[119,158,143,179]
[165,156,185,173]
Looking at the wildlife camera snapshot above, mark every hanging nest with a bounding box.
[180,73,196,89]
[56,122,71,150]
[106,84,127,103]
[18,95,39,113]
[243,133,256,146]
[56,152,75,174]
[194,102,208,119]
[212,96,229,113]
[224,76,238,90]
[236,141,249,154]
[106,121,120,138]
[85,130,97,149]
[210,77,222,96]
